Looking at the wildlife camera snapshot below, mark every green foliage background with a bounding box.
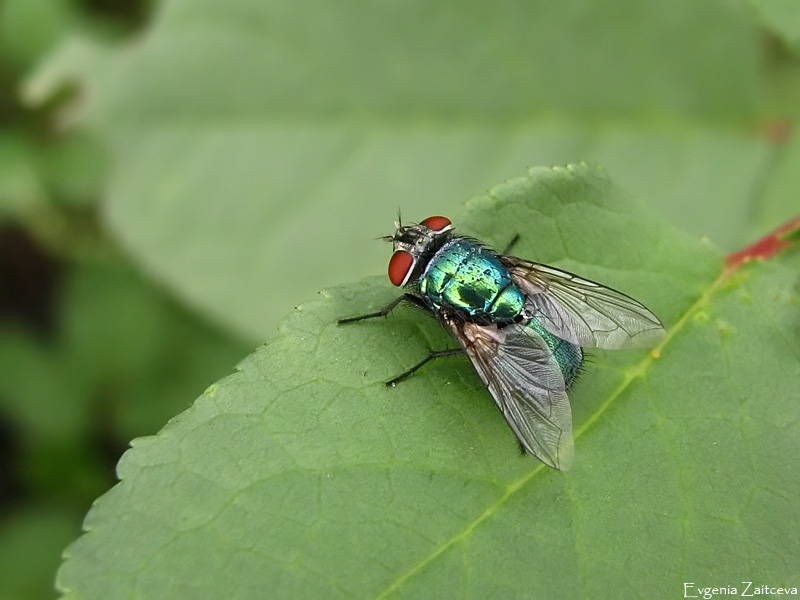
[0,0,798,598]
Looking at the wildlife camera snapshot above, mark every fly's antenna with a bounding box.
[377,210,399,243]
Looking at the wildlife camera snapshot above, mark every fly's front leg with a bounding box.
[337,293,431,324]
[385,348,464,387]
[339,294,460,385]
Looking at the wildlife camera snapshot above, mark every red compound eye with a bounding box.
[388,250,414,286]
[420,216,451,231]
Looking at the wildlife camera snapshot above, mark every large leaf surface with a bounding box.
[25,0,789,342]
[747,0,800,49]
[56,164,800,598]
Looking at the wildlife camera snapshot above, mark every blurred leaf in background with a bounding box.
[23,0,800,343]
[0,1,248,599]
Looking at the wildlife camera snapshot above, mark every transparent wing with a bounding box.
[443,317,574,470]
[504,258,666,350]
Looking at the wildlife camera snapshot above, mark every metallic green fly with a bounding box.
[339,216,665,470]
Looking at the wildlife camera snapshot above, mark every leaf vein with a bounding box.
[372,265,732,599]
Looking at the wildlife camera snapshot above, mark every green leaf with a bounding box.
[0,0,74,70]
[0,506,79,600]
[55,164,799,598]
[41,133,108,210]
[24,0,776,342]
[0,132,48,219]
[746,0,800,51]
[755,135,800,236]
[0,260,248,441]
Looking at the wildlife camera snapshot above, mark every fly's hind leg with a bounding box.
[385,348,464,387]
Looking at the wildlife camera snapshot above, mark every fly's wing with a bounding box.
[443,316,574,470]
[504,258,666,350]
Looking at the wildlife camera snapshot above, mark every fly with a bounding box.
[338,216,665,470]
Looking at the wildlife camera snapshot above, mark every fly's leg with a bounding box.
[338,293,431,324]
[385,349,464,387]
[339,294,458,385]
[502,234,520,255]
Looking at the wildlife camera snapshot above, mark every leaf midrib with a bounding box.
[373,263,732,600]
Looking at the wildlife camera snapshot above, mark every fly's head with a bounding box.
[386,216,453,287]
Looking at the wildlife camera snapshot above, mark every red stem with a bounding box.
[725,214,800,272]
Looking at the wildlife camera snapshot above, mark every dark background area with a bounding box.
[0,2,249,598]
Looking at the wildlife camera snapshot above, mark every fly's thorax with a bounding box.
[419,238,525,322]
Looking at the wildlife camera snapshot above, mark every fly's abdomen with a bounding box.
[419,239,524,322]
[527,318,583,385]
